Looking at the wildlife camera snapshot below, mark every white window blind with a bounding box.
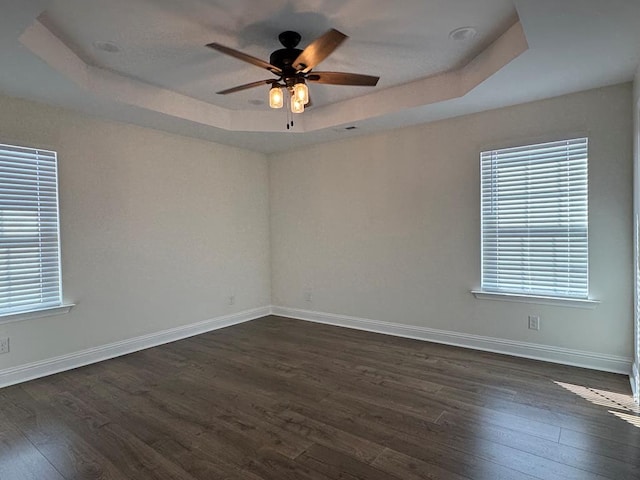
[0,143,62,315]
[480,138,588,299]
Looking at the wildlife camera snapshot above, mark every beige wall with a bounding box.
[270,84,633,359]
[0,94,271,370]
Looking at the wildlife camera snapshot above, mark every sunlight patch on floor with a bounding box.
[610,410,640,428]
[554,381,640,428]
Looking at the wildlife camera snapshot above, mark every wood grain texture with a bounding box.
[1,315,638,479]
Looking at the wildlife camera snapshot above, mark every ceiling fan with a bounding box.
[206,29,379,114]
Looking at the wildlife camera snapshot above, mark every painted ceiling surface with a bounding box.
[1,0,639,152]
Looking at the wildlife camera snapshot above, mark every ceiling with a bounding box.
[1,0,639,154]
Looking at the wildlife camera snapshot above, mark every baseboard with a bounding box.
[0,306,271,389]
[271,306,633,375]
[3,305,632,390]
[632,362,639,401]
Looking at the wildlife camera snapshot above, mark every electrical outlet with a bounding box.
[227,294,235,306]
[528,315,540,331]
[304,288,312,303]
[0,337,9,354]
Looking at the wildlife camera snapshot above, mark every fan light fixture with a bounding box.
[291,95,305,113]
[269,81,308,113]
[293,81,309,105]
[269,85,284,108]
[207,29,380,120]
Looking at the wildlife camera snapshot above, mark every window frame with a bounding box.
[0,141,73,324]
[472,136,599,308]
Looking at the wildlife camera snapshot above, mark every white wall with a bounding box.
[0,83,633,379]
[270,83,633,361]
[0,94,271,370]
[633,66,640,395]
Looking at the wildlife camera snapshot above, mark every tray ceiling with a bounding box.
[1,0,639,153]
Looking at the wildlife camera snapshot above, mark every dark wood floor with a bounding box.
[1,316,639,480]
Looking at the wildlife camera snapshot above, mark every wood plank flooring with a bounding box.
[1,315,639,479]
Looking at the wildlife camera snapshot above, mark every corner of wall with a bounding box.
[634,64,640,103]
[633,63,640,401]
[266,151,277,307]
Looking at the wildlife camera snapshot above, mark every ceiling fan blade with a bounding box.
[293,29,348,73]
[307,71,379,86]
[217,79,276,95]
[206,42,282,75]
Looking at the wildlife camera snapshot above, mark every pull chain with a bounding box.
[285,90,294,130]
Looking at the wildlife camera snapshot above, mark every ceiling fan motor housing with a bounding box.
[270,48,303,71]
[270,31,305,82]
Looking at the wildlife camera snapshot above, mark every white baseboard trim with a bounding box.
[632,362,639,401]
[271,306,633,375]
[0,306,271,389]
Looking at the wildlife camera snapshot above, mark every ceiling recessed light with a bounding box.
[449,26,477,42]
[92,41,120,53]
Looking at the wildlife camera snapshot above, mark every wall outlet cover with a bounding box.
[528,315,540,331]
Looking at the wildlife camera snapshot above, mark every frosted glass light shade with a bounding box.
[291,96,305,113]
[269,86,284,108]
[293,82,309,105]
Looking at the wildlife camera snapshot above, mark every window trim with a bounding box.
[0,303,75,325]
[471,289,599,309]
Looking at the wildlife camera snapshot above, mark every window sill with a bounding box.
[470,290,600,309]
[0,304,75,325]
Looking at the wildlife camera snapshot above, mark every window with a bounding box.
[0,143,62,316]
[480,138,588,300]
